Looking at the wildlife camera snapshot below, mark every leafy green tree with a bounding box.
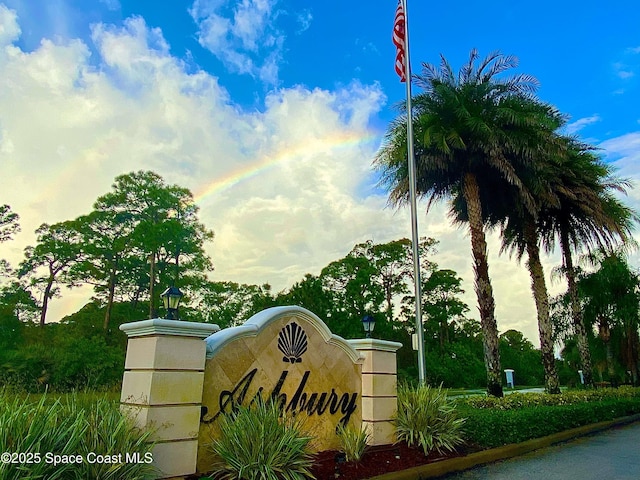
[67,171,214,330]
[0,205,20,281]
[319,238,437,338]
[419,318,487,388]
[376,50,557,396]
[321,252,383,324]
[350,238,437,323]
[407,269,469,356]
[0,282,38,353]
[69,209,136,332]
[499,329,544,386]
[0,204,19,243]
[277,274,336,320]
[92,171,214,318]
[193,281,276,328]
[19,221,83,326]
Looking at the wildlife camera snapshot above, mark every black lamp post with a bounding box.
[161,286,183,320]
[362,315,376,338]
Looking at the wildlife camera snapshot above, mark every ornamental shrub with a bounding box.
[336,423,369,463]
[0,392,86,480]
[395,383,466,455]
[463,387,640,410]
[210,400,316,480]
[64,394,158,480]
[0,390,157,480]
[458,387,640,448]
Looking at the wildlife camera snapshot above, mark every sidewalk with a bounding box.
[440,420,640,479]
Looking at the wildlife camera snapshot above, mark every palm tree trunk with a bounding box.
[598,319,616,386]
[463,173,503,397]
[524,221,560,394]
[560,227,594,387]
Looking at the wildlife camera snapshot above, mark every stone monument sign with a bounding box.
[197,306,364,470]
[119,306,401,479]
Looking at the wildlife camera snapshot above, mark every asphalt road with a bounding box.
[441,421,640,480]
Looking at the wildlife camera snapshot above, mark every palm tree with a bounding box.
[499,204,562,393]
[375,49,558,396]
[578,249,640,385]
[538,142,637,387]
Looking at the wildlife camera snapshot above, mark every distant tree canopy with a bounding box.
[13,171,214,331]
[0,204,20,243]
[3,167,633,392]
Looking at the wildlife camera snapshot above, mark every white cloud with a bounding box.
[99,0,120,11]
[0,11,401,329]
[296,10,312,34]
[189,0,290,85]
[565,114,601,135]
[2,9,638,350]
[618,70,635,79]
[0,3,20,45]
[600,132,640,161]
[612,50,639,84]
[0,9,544,345]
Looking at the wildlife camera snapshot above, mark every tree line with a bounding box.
[0,168,636,392]
[1,174,546,391]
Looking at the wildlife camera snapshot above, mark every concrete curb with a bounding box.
[368,413,640,480]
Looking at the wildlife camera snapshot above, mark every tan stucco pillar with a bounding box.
[348,338,402,446]
[120,319,219,479]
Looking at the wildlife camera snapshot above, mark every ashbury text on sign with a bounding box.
[197,307,363,468]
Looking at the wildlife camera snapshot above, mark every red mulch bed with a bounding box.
[191,442,477,480]
[309,442,468,480]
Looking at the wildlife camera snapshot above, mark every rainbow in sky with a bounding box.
[192,130,380,204]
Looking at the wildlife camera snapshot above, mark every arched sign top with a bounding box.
[204,305,363,364]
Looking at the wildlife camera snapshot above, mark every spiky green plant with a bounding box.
[210,400,316,480]
[395,384,466,456]
[336,423,369,463]
[65,395,158,480]
[0,390,157,480]
[0,389,87,480]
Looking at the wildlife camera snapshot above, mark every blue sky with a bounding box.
[1,0,639,344]
[10,0,639,132]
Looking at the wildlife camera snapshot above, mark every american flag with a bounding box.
[392,0,406,82]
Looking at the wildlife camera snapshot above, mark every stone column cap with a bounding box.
[348,338,403,352]
[120,318,220,338]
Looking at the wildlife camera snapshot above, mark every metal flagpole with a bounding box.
[400,0,427,384]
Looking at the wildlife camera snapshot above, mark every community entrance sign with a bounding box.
[198,306,363,469]
[120,306,401,479]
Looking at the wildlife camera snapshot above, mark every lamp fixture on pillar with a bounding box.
[161,286,183,320]
[362,314,376,338]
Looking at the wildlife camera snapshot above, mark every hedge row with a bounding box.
[464,386,640,410]
[458,390,640,448]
